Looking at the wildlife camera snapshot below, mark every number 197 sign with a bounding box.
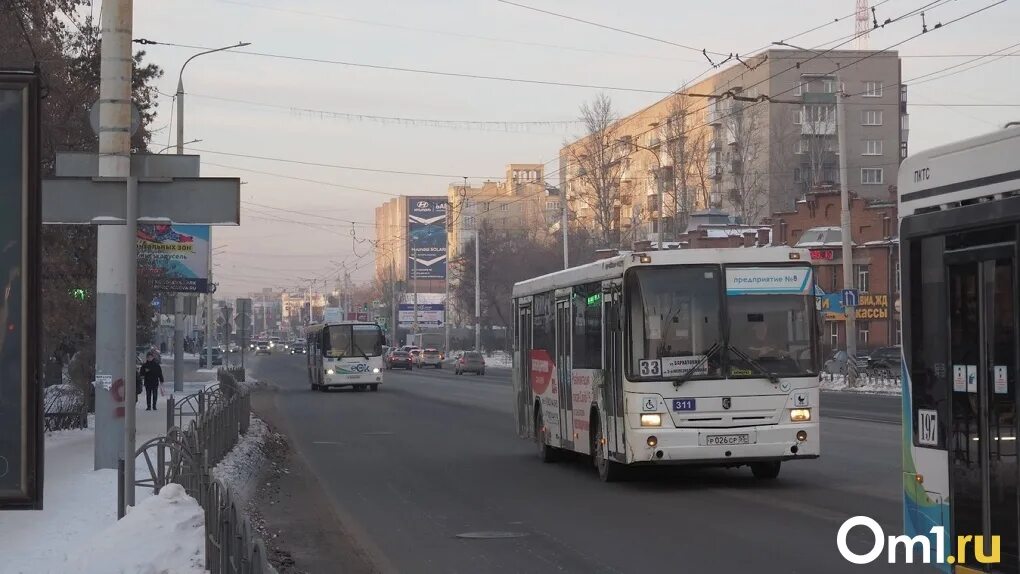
[0,71,43,510]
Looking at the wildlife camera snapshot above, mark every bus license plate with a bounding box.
[705,434,750,446]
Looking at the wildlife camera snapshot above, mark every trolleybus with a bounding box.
[900,125,1020,572]
[511,247,821,481]
[305,321,386,392]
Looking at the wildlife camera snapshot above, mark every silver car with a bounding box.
[454,351,486,376]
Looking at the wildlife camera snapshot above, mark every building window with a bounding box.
[464,216,475,228]
[795,139,809,154]
[855,264,870,293]
[858,321,870,345]
[895,260,901,293]
[863,140,883,156]
[861,167,884,185]
[830,322,839,349]
[825,138,839,153]
[822,79,837,93]
[793,167,803,183]
[795,81,804,96]
[792,108,803,125]
[545,200,558,210]
[864,81,883,97]
[499,203,509,212]
[861,110,883,126]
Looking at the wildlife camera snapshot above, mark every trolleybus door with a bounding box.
[946,243,1017,572]
[556,298,572,449]
[602,282,624,461]
[515,303,533,439]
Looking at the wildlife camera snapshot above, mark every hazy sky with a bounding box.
[121,0,1020,298]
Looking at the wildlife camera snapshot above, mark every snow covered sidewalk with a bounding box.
[0,381,217,574]
[820,373,902,395]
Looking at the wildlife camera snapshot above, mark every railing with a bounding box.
[135,368,274,574]
[43,384,90,432]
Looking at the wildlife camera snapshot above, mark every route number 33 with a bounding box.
[639,359,661,377]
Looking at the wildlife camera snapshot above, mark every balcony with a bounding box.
[801,120,836,136]
[707,162,722,179]
[707,100,722,125]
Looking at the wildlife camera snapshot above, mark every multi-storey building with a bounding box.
[559,48,907,245]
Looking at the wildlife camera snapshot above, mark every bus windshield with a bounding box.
[323,324,384,358]
[625,266,722,380]
[725,266,816,377]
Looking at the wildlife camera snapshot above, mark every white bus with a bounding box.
[305,321,386,392]
[900,125,1020,571]
[511,247,821,481]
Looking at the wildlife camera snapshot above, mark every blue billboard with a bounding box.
[407,197,447,280]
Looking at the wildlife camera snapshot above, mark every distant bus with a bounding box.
[511,247,820,482]
[305,321,386,392]
[900,125,1020,571]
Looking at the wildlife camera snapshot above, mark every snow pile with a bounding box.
[820,373,901,395]
[63,483,205,574]
[212,415,271,502]
[44,383,86,414]
[484,351,512,368]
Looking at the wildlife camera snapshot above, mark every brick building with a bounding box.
[769,187,900,356]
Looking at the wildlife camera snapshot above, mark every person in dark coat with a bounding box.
[139,352,164,411]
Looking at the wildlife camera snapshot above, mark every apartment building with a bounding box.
[559,48,907,245]
[447,163,560,263]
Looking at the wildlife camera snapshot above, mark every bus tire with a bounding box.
[535,409,557,463]
[591,415,623,482]
[750,461,781,479]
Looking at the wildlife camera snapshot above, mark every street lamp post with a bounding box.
[173,41,249,379]
[774,42,857,385]
[620,138,670,249]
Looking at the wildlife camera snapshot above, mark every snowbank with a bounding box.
[64,483,205,574]
[212,415,271,503]
[484,351,512,368]
[820,373,901,395]
[43,383,86,413]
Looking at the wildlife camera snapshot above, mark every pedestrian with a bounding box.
[140,351,164,411]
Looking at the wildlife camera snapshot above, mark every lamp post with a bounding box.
[773,41,857,385]
[173,41,249,380]
[620,138,670,249]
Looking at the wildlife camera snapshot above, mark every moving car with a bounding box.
[454,351,485,375]
[255,341,271,356]
[200,347,223,367]
[290,343,306,355]
[386,350,412,370]
[408,348,422,366]
[418,348,444,368]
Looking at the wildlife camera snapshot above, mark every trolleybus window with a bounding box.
[625,266,721,380]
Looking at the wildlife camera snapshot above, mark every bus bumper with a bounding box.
[322,375,383,388]
[625,422,820,464]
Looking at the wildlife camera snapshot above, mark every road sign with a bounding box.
[842,288,859,308]
[0,71,43,510]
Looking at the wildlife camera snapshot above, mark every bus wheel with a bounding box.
[591,416,623,482]
[535,409,557,463]
[370,384,379,392]
[750,461,781,479]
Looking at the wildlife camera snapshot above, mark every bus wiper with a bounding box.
[351,341,370,361]
[673,342,721,388]
[727,345,780,385]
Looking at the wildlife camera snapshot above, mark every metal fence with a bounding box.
[135,368,275,574]
[43,384,89,432]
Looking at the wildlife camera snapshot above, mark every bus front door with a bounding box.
[946,241,1017,573]
[515,304,533,439]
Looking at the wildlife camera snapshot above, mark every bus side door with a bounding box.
[602,281,624,462]
[514,302,533,439]
[555,297,572,450]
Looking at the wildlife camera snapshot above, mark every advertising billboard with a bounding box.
[137,224,210,293]
[398,293,445,328]
[406,197,447,280]
[0,72,43,510]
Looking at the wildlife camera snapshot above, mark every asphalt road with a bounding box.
[250,353,921,573]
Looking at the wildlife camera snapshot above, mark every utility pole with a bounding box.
[445,179,464,352]
[836,76,858,386]
[559,184,568,269]
[412,249,419,337]
[93,0,133,477]
[390,259,399,346]
[474,227,481,352]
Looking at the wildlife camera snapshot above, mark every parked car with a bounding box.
[867,346,902,374]
[255,341,271,356]
[822,350,869,375]
[290,343,306,355]
[454,351,486,375]
[199,347,223,367]
[386,350,412,370]
[417,348,443,368]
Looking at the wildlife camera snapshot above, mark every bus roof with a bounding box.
[898,126,1020,218]
[511,246,808,298]
[304,321,381,334]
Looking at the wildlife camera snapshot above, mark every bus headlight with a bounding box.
[326,368,334,375]
[640,414,662,427]
[790,408,811,422]
[372,368,380,373]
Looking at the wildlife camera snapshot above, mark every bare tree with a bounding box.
[566,93,623,248]
[722,100,769,224]
[800,102,839,189]
[661,96,711,236]
[769,103,803,212]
